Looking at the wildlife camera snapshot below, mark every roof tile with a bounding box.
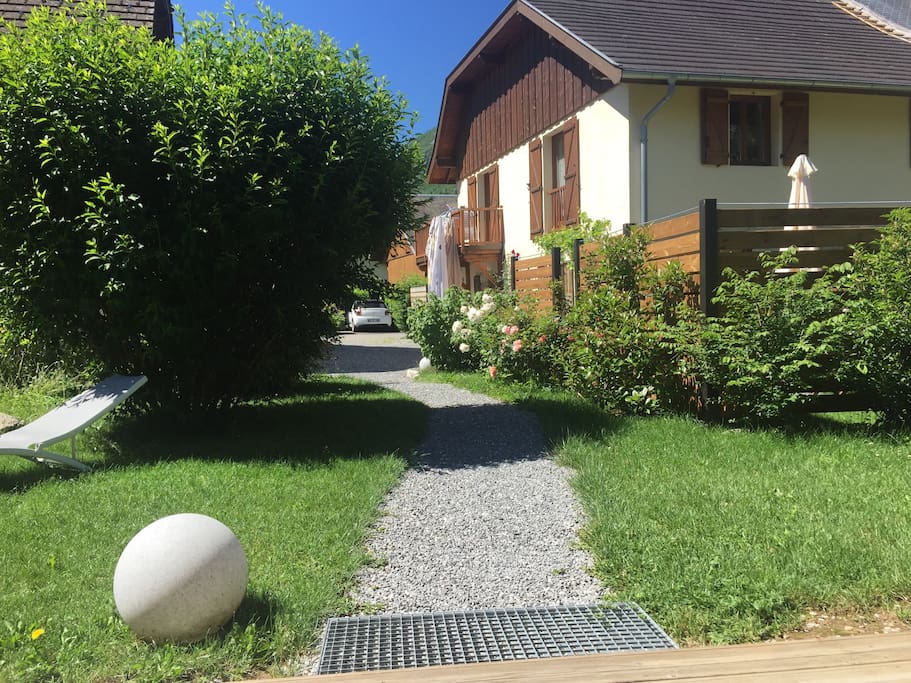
[0,0,172,39]
[523,0,911,89]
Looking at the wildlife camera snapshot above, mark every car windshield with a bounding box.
[357,300,386,309]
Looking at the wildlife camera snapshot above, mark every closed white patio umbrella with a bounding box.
[786,153,818,230]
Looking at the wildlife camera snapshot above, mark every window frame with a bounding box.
[728,94,772,166]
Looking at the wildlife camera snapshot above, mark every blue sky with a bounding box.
[172,1,507,133]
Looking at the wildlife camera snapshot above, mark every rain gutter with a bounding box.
[639,78,676,224]
[622,70,911,95]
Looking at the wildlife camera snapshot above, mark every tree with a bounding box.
[0,1,423,407]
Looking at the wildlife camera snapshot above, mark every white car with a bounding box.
[349,300,393,332]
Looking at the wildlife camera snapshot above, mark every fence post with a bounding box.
[699,198,720,418]
[699,198,719,317]
[622,223,632,237]
[551,247,563,312]
[572,238,583,305]
[508,253,517,292]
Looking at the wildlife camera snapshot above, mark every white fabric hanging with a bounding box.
[426,215,448,297]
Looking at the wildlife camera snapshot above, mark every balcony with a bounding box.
[414,207,504,272]
[549,186,570,229]
[451,207,503,263]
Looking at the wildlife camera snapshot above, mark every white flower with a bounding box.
[460,328,472,338]
[452,320,463,333]
[460,305,469,314]
[459,343,470,353]
[482,293,493,304]
[467,307,482,322]
[480,302,495,313]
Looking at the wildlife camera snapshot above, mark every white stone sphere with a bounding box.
[113,513,248,642]
[419,357,432,372]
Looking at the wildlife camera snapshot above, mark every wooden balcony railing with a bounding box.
[412,208,504,273]
[414,223,429,261]
[451,207,504,247]
[549,186,568,228]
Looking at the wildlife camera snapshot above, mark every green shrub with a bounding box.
[0,2,423,407]
[558,231,700,414]
[698,250,846,422]
[385,274,425,331]
[406,287,475,370]
[829,209,911,425]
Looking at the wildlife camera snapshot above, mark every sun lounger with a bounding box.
[0,374,147,472]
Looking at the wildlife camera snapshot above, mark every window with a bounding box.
[552,132,566,189]
[529,117,579,237]
[702,89,808,166]
[729,96,770,165]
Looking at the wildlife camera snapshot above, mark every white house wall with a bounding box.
[454,84,909,275]
[577,85,633,235]
[632,85,911,223]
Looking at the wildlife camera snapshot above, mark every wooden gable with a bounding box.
[454,22,610,181]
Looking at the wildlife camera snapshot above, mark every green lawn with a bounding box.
[0,375,428,683]
[422,371,911,645]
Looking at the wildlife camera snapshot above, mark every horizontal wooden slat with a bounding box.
[648,232,700,260]
[516,281,553,293]
[718,227,880,250]
[717,207,894,229]
[647,252,700,276]
[647,210,700,241]
[794,392,877,413]
[720,247,853,273]
[515,254,552,269]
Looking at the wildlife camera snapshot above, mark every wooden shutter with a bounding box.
[486,164,500,240]
[563,117,580,225]
[781,92,809,167]
[467,175,477,209]
[486,164,499,208]
[701,88,729,165]
[529,139,543,236]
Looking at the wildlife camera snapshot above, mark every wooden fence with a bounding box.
[509,199,901,413]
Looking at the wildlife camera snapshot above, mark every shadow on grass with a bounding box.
[106,400,428,469]
[0,377,429,492]
[514,395,630,446]
[232,589,282,634]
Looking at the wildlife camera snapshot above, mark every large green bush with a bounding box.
[828,209,911,425]
[0,2,423,407]
[698,251,846,422]
[558,230,700,414]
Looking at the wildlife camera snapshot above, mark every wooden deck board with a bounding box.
[243,633,911,682]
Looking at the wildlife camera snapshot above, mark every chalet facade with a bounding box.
[426,0,911,291]
[0,0,173,40]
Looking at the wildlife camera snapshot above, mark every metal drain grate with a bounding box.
[316,603,676,675]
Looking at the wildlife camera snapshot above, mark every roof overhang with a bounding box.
[427,0,622,185]
[620,70,911,97]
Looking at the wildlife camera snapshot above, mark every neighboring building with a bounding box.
[0,0,173,40]
[386,194,457,285]
[427,0,911,289]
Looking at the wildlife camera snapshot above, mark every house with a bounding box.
[0,0,173,40]
[426,0,911,291]
[387,193,457,284]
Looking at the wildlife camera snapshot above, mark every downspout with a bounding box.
[639,78,676,223]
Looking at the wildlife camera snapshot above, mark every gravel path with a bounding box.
[321,332,604,614]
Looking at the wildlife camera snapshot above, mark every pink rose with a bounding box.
[488,365,497,379]
[512,339,523,353]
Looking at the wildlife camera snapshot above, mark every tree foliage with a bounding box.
[0,1,423,406]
